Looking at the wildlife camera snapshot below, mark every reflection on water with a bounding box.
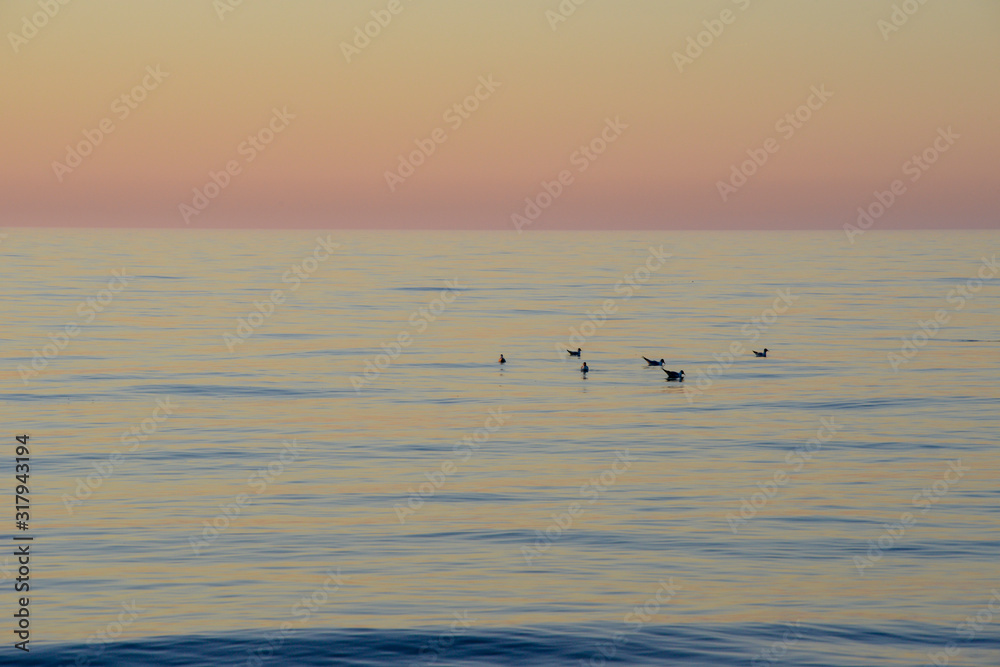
[1,229,998,664]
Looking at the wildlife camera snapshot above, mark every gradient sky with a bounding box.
[2,0,998,229]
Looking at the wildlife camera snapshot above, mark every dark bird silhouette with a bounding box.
[580,362,589,373]
[643,356,665,366]
[498,354,506,364]
[662,368,684,381]
[567,348,582,357]
[753,348,769,358]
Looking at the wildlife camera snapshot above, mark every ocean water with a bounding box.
[2,229,999,666]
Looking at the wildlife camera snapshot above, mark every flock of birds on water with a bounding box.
[496,347,769,379]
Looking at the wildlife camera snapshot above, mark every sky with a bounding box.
[2,0,998,229]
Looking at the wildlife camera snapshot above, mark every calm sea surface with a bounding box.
[1,229,998,665]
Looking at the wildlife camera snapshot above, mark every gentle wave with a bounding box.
[31,623,1000,666]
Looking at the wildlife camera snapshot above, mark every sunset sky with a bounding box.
[2,0,998,229]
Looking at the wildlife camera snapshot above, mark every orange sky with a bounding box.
[2,0,998,229]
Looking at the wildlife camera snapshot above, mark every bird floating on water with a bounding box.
[499,354,506,364]
[567,348,582,357]
[662,368,684,381]
[753,348,769,358]
[643,356,665,366]
[580,362,589,373]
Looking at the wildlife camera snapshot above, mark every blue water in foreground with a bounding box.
[2,230,999,665]
[32,624,1000,666]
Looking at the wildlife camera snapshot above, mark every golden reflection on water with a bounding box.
[3,230,998,642]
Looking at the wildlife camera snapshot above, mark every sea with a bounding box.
[1,229,998,665]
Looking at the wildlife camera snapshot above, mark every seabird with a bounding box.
[499,354,506,364]
[567,348,582,357]
[580,362,589,373]
[753,348,769,358]
[662,368,684,381]
[643,356,666,366]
